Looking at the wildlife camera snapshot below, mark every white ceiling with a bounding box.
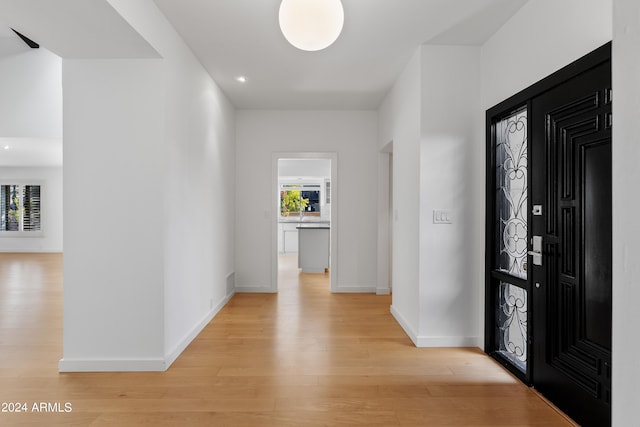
[0,0,529,166]
[153,0,529,109]
[0,0,159,59]
[0,0,529,110]
[0,23,29,57]
[0,138,62,167]
[0,27,62,167]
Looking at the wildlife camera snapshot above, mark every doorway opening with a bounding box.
[377,142,393,295]
[272,153,337,293]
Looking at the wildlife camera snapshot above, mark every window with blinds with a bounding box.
[0,184,42,233]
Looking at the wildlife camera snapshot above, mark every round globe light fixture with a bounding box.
[279,0,344,51]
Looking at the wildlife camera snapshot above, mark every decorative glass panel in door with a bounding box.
[496,108,528,280]
[497,281,527,372]
[487,106,529,379]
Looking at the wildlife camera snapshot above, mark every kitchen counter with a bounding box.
[279,219,329,224]
[295,224,330,229]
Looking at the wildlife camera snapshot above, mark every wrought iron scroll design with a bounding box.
[496,109,528,279]
[498,282,527,371]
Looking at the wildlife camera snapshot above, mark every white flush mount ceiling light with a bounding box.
[279,0,344,51]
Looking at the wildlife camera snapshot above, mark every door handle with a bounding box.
[528,236,543,266]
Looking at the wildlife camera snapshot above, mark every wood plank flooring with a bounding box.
[0,253,576,426]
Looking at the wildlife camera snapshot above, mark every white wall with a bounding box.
[381,0,612,349]
[62,58,166,370]
[481,0,613,110]
[108,0,237,365]
[378,50,421,339]
[59,0,236,371]
[0,46,62,138]
[235,110,377,293]
[379,45,482,346]
[0,166,63,252]
[419,45,482,346]
[612,0,640,424]
[279,159,331,178]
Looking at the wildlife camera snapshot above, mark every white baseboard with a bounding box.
[164,291,235,369]
[415,335,482,347]
[58,358,166,372]
[0,249,63,253]
[390,304,418,346]
[332,286,376,293]
[59,292,236,373]
[376,287,391,295]
[390,305,481,348]
[237,285,375,293]
[235,286,275,293]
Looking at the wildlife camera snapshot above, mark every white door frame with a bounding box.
[271,152,338,292]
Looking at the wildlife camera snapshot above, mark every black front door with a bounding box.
[530,59,611,427]
[485,43,612,427]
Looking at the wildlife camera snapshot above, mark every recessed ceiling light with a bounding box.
[3,145,9,150]
[235,76,247,83]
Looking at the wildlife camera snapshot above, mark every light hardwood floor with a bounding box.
[0,253,576,426]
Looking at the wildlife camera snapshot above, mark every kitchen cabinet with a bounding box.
[279,222,299,254]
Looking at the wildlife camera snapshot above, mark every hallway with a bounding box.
[0,253,574,426]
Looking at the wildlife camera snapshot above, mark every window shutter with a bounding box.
[7,185,19,231]
[23,185,41,231]
[0,185,7,231]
